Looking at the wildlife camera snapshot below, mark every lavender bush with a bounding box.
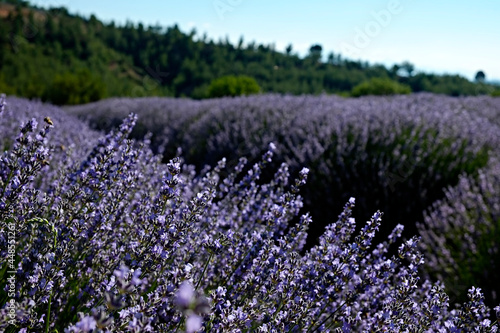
[418,157,500,308]
[2,94,500,331]
[66,93,500,247]
[64,97,204,159]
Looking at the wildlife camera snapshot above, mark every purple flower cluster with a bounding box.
[419,156,500,309]
[1,96,500,331]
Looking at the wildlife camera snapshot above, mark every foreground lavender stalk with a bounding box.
[0,97,498,332]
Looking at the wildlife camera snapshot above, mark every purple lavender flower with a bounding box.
[1,95,500,332]
[72,315,97,332]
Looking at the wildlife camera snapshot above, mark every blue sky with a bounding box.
[30,0,500,81]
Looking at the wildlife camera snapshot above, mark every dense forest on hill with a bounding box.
[0,0,498,104]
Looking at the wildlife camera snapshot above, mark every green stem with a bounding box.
[220,241,262,289]
[272,298,284,321]
[173,253,213,332]
[196,252,213,291]
[45,221,57,332]
[307,300,346,333]
[173,316,184,333]
[45,294,52,333]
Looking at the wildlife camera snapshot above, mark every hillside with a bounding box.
[0,0,498,104]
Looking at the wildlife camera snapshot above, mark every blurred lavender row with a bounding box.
[419,156,500,308]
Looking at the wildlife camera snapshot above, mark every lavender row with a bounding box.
[418,156,500,309]
[1,95,499,331]
[64,97,204,158]
[66,93,500,167]
[66,93,500,245]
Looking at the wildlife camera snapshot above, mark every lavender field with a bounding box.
[2,93,500,331]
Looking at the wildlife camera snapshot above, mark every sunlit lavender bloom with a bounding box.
[176,281,195,309]
[73,316,97,332]
[186,314,202,333]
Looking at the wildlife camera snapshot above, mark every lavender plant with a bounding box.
[66,93,500,247]
[64,97,203,159]
[1,95,500,332]
[418,157,500,309]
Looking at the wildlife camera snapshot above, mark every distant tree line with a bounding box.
[0,0,498,104]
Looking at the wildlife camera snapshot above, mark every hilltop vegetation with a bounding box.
[1,0,498,104]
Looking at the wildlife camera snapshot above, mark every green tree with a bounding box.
[475,70,486,83]
[308,44,323,64]
[351,77,411,97]
[208,75,260,98]
[0,73,15,95]
[399,61,415,77]
[45,69,106,105]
